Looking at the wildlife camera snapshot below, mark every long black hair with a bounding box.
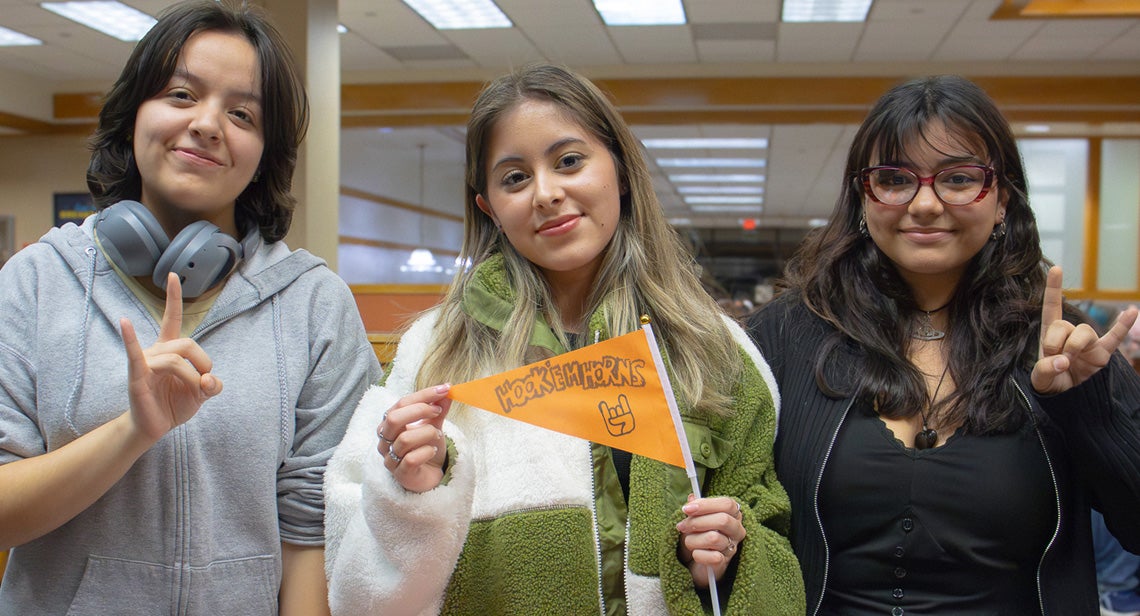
[782,75,1046,433]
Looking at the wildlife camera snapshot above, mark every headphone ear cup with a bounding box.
[94,200,171,276]
[154,221,243,299]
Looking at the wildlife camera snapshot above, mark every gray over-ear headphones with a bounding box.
[94,200,243,299]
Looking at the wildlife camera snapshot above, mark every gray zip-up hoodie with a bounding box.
[0,215,381,615]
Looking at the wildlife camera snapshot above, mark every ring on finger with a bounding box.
[379,430,394,445]
[388,447,402,463]
[726,538,737,553]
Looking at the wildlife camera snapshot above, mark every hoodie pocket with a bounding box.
[67,556,175,615]
[185,555,277,615]
[67,554,278,616]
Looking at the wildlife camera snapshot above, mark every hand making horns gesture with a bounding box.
[119,273,223,443]
[1032,265,1139,394]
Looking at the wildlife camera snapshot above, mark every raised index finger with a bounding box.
[158,273,184,342]
[1040,266,1064,342]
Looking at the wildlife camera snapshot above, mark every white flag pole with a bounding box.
[641,320,722,616]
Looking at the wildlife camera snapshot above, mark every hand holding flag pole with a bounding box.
[639,318,722,616]
[446,316,745,615]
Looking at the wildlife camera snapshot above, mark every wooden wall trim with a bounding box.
[29,75,1140,133]
[993,0,1140,19]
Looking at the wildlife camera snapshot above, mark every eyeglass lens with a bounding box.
[867,166,989,205]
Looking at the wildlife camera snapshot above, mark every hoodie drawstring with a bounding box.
[64,246,98,437]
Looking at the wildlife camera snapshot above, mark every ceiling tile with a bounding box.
[776,23,862,62]
[444,28,544,68]
[695,39,776,63]
[1092,24,1140,60]
[520,24,623,66]
[608,25,696,64]
[867,0,972,22]
[684,0,781,24]
[854,21,951,62]
[340,34,403,72]
[340,1,450,48]
[497,0,601,26]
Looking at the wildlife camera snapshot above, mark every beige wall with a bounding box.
[0,133,92,249]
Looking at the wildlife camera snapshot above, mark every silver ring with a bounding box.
[388,448,402,463]
[378,431,394,444]
[726,539,737,553]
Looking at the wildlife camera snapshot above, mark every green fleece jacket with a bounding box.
[325,255,804,615]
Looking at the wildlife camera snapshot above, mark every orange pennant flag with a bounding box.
[446,328,686,468]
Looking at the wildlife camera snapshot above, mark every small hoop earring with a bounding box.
[251,170,261,183]
[990,220,1007,241]
[858,215,870,239]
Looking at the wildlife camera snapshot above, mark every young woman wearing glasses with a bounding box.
[746,75,1140,615]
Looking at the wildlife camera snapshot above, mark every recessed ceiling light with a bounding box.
[337,24,348,34]
[402,0,512,30]
[657,158,766,168]
[0,25,42,46]
[593,0,685,25]
[642,138,768,149]
[669,174,766,183]
[782,0,872,23]
[40,1,156,41]
[684,196,764,205]
[677,186,765,195]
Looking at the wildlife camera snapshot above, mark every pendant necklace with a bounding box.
[912,300,951,341]
[915,362,950,450]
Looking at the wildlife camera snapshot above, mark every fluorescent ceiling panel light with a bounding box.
[677,186,765,195]
[642,138,768,149]
[40,1,156,41]
[1024,124,1051,133]
[669,174,766,183]
[684,196,764,205]
[689,204,764,213]
[0,26,42,45]
[594,0,685,25]
[809,218,830,227]
[402,0,512,29]
[667,217,693,226]
[657,158,766,168]
[782,0,872,23]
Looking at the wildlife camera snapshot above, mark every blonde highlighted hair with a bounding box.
[416,64,742,416]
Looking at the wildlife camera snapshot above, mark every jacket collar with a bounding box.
[460,253,613,355]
